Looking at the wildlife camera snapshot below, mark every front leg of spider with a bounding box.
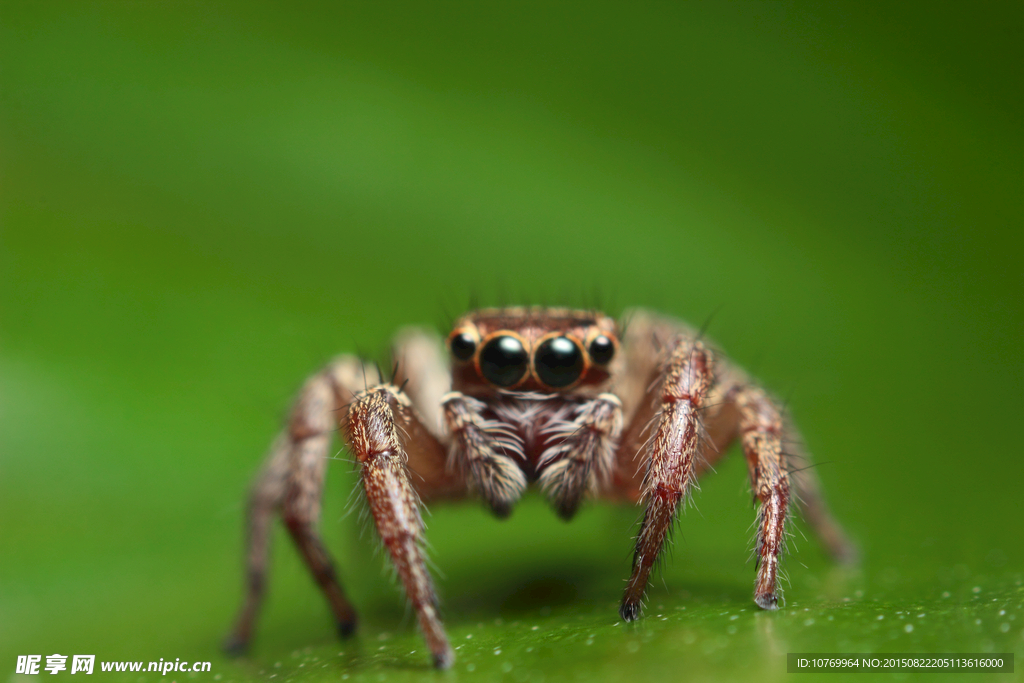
[347,387,454,669]
[620,339,714,621]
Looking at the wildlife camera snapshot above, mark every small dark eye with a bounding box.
[450,332,476,361]
[480,335,529,387]
[589,335,615,364]
[535,336,584,388]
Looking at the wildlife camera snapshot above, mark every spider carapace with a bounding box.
[225,307,855,669]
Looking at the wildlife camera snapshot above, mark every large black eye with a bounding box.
[535,336,584,388]
[450,332,476,361]
[480,335,529,387]
[589,335,615,364]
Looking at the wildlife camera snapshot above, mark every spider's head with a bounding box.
[446,307,620,396]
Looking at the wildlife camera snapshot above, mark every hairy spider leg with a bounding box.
[227,330,465,670]
[224,359,371,654]
[782,417,859,565]
[612,310,856,617]
[619,339,714,621]
[730,385,791,609]
[222,433,290,654]
[346,386,454,669]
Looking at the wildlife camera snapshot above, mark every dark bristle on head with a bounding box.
[697,304,723,340]
[438,303,454,334]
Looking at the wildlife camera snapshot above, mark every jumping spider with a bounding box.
[225,308,855,669]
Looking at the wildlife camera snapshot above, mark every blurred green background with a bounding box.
[1,2,1021,682]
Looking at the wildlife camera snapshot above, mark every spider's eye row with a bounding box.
[479,335,529,387]
[450,331,477,361]
[589,335,615,365]
[535,336,584,388]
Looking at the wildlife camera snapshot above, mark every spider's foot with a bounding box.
[754,591,780,610]
[831,537,861,567]
[432,646,455,671]
[222,633,250,658]
[619,600,641,622]
[337,616,358,639]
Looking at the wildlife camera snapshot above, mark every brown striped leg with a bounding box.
[784,420,858,565]
[390,329,467,502]
[224,359,374,654]
[612,309,701,501]
[538,394,623,520]
[347,386,454,670]
[610,310,853,616]
[441,392,526,517]
[619,339,714,621]
[223,435,290,654]
[282,368,363,635]
[732,386,791,609]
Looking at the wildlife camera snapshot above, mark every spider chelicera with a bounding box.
[225,307,855,669]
